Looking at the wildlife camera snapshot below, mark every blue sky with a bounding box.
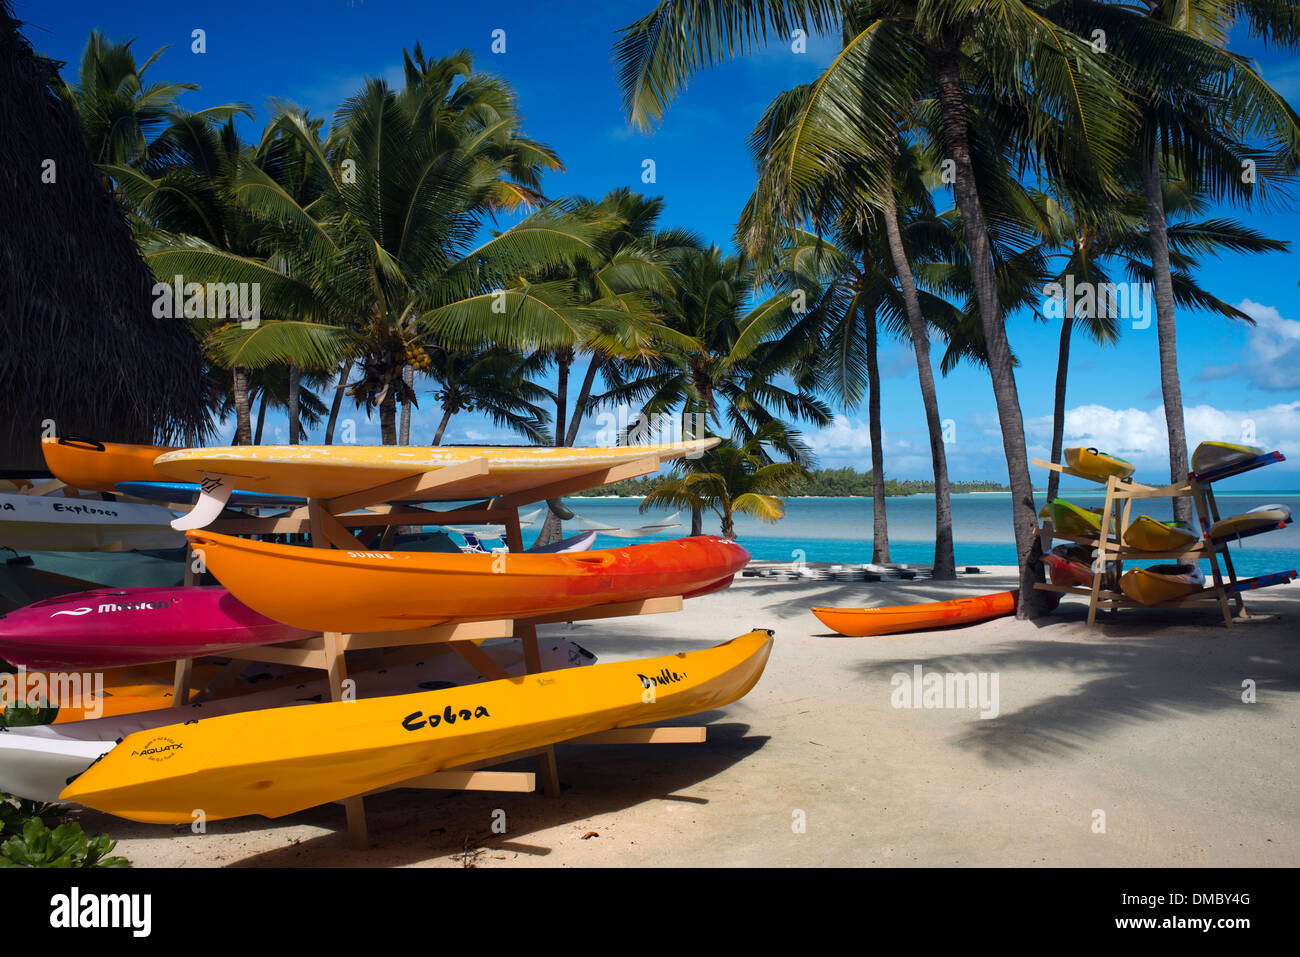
[23,0,1300,487]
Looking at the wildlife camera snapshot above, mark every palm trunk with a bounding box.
[379,387,397,446]
[564,356,603,447]
[399,364,414,446]
[880,188,955,579]
[934,46,1044,613]
[253,391,268,445]
[554,350,572,447]
[231,365,253,446]
[1047,312,1075,504]
[864,299,890,564]
[536,350,576,546]
[287,362,301,445]
[721,509,735,540]
[1141,128,1192,523]
[433,407,453,445]
[324,358,353,445]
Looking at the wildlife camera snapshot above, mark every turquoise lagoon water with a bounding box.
[549,490,1300,580]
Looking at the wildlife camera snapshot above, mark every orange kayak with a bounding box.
[811,590,1020,637]
[42,438,177,492]
[188,530,750,633]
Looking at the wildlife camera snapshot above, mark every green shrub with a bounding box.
[0,793,130,868]
[0,818,129,868]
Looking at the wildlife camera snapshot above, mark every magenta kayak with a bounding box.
[0,587,314,670]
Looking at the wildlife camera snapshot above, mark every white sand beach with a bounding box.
[70,565,1300,868]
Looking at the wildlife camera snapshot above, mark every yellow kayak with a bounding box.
[1119,564,1205,605]
[1063,448,1135,482]
[153,441,717,501]
[1045,499,1108,539]
[60,630,773,823]
[1123,515,1199,552]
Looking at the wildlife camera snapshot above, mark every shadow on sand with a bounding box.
[67,718,768,866]
[854,605,1300,766]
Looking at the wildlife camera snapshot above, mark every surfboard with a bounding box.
[115,481,306,508]
[152,440,718,503]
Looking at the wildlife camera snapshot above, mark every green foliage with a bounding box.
[0,702,59,728]
[0,794,130,868]
[0,793,59,838]
[0,819,130,869]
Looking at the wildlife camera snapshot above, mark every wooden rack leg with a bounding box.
[343,797,368,850]
[1203,485,1247,619]
[1193,482,1236,627]
[323,629,369,847]
[516,620,559,795]
[171,658,193,703]
[1087,478,1118,626]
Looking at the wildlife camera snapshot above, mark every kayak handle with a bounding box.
[57,435,106,451]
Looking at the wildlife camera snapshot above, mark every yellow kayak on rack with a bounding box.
[60,630,773,824]
[1123,515,1199,552]
[1119,564,1205,605]
[1063,448,1135,482]
[153,440,717,501]
[1045,499,1108,539]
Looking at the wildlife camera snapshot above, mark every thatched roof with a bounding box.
[0,2,211,473]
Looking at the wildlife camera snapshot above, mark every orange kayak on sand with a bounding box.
[812,590,1029,637]
[41,438,178,493]
[188,530,750,633]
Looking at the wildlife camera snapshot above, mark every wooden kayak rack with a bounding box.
[1031,453,1294,628]
[167,451,709,850]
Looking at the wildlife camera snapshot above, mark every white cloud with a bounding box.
[807,416,876,456]
[1234,299,1300,391]
[1027,400,1300,469]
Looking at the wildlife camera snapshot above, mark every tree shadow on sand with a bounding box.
[854,608,1300,766]
[68,717,767,867]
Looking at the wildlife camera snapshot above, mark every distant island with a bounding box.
[571,467,1009,498]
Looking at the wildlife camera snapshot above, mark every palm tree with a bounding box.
[58,31,247,172]
[1021,184,1288,502]
[613,0,1132,614]
[1047,0,1300,519]
[143,48,603,448]
[640,426,810,539]
[740,66,963,576]
[426,347,552,445]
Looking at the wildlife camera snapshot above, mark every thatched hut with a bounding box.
[0,2,210,473]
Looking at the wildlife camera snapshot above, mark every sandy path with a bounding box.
[67,565,1300,867]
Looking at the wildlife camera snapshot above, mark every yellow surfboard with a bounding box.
[60,630,773,823]
[153,440,718,501]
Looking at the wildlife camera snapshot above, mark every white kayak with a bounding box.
[1208,504,1292,540]
[0,638,595,802]
[1190,441,1265,476]
[0,492,184,552]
